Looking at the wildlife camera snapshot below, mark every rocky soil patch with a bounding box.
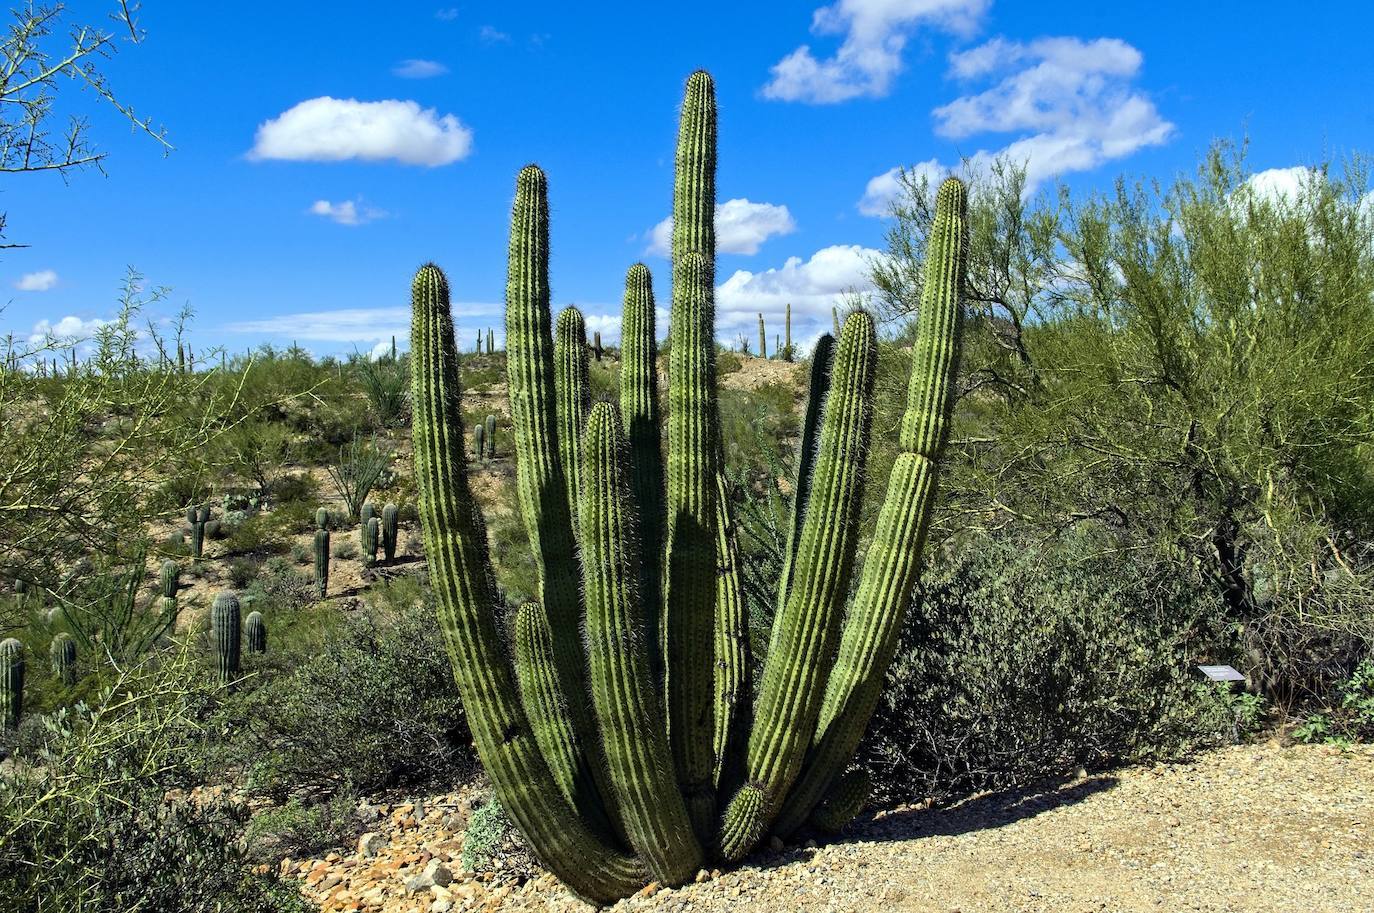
[279,742,1372,912]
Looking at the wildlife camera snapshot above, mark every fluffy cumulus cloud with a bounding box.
[249,97,473,166]
[27,315,109,345]
[647,199,796,256]
[15,269,58,292]
[1244,166,1318,206]
[581,312,623,345]
[715,245,882,351]
[392,58,449,78]
[857,158,948,216]
[763,0,991,103]
[860,36,1174,213]
[309,199,388,226]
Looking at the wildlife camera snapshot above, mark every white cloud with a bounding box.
[582,313,622,345]
[27,315,109,345]
[249,97,473,166]
[763,0,991,103]
[1244,167,1317,207]
[435,7,459,20]
[647,199,797,256]
[309,199,388,226]
[224,304,500,344]
[479,25,511,43]
[15,269,58,292]
[860,36,1173,213]
[715,244,882,343]
[393,58,449,79]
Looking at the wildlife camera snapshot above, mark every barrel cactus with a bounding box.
[314,527,330,597]
[1,638,24,730]
[245,610,268,654]
[408,70,966,903]
[210,592,241,684]
[382,502,399,562]
[50,632,77,686]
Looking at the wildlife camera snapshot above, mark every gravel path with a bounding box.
[290,742,1372,913]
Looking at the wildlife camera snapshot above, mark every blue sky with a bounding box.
[5,0,1373,358]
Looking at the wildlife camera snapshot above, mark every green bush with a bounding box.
[0,648,307,913]
[243,794,358,864]
[459,796,535,879]
[1294,661,1374,746]
[210,584,471,800]
[221,513,287,557]
[861,535,1254,804]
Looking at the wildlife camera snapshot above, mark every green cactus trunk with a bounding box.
[485,414,497,458]
[160,559,181,624]
[554,306,590,524]
[211,592,241,685]
[593,330,603,362]
[191,520,205,559]
[363,517,380,569]
[758,314,767,359]
[410,263,643,903]
[784,303,792,359]
[361,502,376,531]
[1,639,23,729]
[488,327,495,355]
[473,422,486,460]
[50,632,76,686]
[314,528,331,597]
[382,502,399,561]
[245,610,268,654]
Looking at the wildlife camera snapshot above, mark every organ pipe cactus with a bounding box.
[382,502,399,561]
[211,592,241,684]
[245,611,267,654]
[554,306,590,520]
[409,70,966,903]
[50,632,76,686]
[314,527,330,597]
[1,638,23,729]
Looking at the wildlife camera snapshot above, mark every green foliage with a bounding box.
[326,434,391,520]
[55,556,178,669]
[459,796,535,879]
[220,420,295,503]
[1294,661,1374,746]
[861,537,1251,805]
[0,648,308,913]
[357,355,409,428]
[243,793,356,864]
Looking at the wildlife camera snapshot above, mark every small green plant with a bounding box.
[325,434,390,520]
[459,796,535,879]
[1294,661,1374,746]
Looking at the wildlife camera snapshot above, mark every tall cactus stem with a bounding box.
[211,592,241,685]
[554,306,590,524]
[50,632,76,686]
[314,528,331,597]
[382,502,399,562]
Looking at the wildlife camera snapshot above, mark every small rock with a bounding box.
[636,881,661,899]
[358,832,386,858]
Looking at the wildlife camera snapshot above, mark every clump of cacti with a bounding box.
[382,503,399,562]
[211,592,241,684]
[1,638,24,729]
[245,610,267,654]
[160,559,180,621]
[50,632,77,686]
[362,516,380,569]
[408,71,966,903]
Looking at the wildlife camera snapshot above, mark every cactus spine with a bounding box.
[409,72,966,902]
[245,610,267,654]
[1,638,22,729]
[50,632,76,686]
[382,502,399,561]
[211,592,241,684]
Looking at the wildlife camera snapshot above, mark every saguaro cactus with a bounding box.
[784,302,792,360]
[50,632,77,686]
[485,414,497,458]
[160,559,180,621]
[758,313,767,359]
[211,593,241,684]
[409,71,967,903]
[473,422,486,460]
[245,611,268,654]
[1,638,22,729]
[382,502,399,561]
[363,516,380,568]
[554,306,590,519]
[314,526,331,597]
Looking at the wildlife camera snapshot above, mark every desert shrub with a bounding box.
[243,793,358,864]
[861,535,1254,805]
[0,648,307,913]
[289,542,310,565]
[272,472,319,507]
[244,558,317,616]
[1294,660,1374,746]
[716,349,742,374]
[326,434,391,520]
[332,538,358,560]
[459,796,535,879]
[211,588,470,800]
[227,558,261,590]
[221,513,287,557]
[357,357,409,428]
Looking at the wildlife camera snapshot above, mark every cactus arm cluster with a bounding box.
[1,638,23,729]
[581,402,704,882]
[314,528,331,597]
[382,502,399,561]
[50,632,76,686]
[211,592,241,684]
[773,177,967,838]
[721,311,878,860]
[554,306,590,523]
[246,610,268,654]
[619,263,664,667]
[411,262,643,903]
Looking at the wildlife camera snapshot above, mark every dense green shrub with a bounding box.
[861,535,1258,805]
[211,583,470,800]
[0,648,307,913]
[1294,661,1374,746]
[459,796,535,879]
[243,793,358,864]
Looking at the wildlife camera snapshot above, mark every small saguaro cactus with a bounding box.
[593,330,603,362]
[360,502,376,530]
[190,517,205,559]
[0,634,23,714]
[381,502,399,562]
[488,327,496,354]
[50,632,77,686]
[159,559,180,620]
[210,592,241,684]
[473,422,487,460]
[758,313,767,358]
[245,611,268,654]
[476,331,482,355]
[1,638,23,729]
[198,503,211,524]
[485,414,497,458]
[784,302,793,360]
[408,71,967,903]
[314,527,331,597]
[363,516,380,568]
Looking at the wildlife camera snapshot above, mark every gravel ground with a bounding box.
[290,742,1372,913]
